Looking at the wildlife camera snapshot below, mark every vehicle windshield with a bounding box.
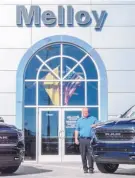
[121,105,135,118]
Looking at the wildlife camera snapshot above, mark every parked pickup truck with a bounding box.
[91,105,135,173]
[0,118,24,174]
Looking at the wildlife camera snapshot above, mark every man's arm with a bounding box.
[91,117,100,128]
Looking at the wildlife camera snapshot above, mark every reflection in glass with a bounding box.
[65,111,81,155]
[38,81,61,106]
[46,58,60,78]
[25,82,36,105]
[25,56,41,79]
[39,66,57,80]
[63,44,85,61]
[41,111,58,155]
[81,56,98,79]
[87,107,99,119]
[63,82,85,105]
[37,44,60,61]
[39,64,60,80]
[62,57,76,78]
[24,108,36,160]
[87,82,98,105]
[62,57,84,79]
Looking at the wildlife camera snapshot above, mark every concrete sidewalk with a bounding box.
[1,162,135,178]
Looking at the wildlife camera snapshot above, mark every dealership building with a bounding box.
[0,0,135,162]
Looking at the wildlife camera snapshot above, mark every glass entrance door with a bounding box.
[38,108,82,162]
[38,108,62,162]
[61,108,82,162]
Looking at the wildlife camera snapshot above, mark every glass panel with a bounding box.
[63,82,84,105]
[39,60,60,80]
[24,108,36,160]
[41,111,59,155]
[63,57,84,80]
[87,82,98,105]
[39,66,55,80]
[122,106,135,118]
[130,112,135,118]
[65,110,81,155]
[46,57,60,78]
[62,57,76,78]
[87,107,99,119]
[37,44,60,61]
[24,82,36,105]
[38,81,61,106]
[25,56,41,79]
[63,44,85,61]
[81,56,98,79]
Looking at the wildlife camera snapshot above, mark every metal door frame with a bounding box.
[38,108,62,162]
[38,107,82,162]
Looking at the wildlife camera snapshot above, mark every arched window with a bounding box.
[16,35,107,129]
[24,43,98,108]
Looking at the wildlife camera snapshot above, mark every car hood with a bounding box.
[0,123,18,133]
[95,118,135,130]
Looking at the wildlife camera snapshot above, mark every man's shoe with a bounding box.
[89,169,94,173]
[84,169,88,173]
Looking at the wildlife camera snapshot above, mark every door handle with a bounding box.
[59,130,65,139]
[61,130,65,140]
[58,130,62,138]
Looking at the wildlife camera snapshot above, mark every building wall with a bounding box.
[0,0,135,124]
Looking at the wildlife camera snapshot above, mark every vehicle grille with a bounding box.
[0,150,18,155]
[95,147,130,152]
[0,132,18,144]
[95,129,135,141]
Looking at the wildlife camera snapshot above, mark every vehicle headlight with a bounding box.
[18,131,24,141]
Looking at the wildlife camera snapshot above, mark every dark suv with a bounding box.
[0,118,24,174]
[91,105,135,173]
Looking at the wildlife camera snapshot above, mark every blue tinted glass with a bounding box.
[37,44,60,61]
[63,82,84,105]
[42,111,58,137]
[25,56,41,79]
[39,66,52,80]
[39,58,60,79]
[63,57,84,79]
[24,108,36,160]
[65,110,81,155]
[46,57,60,78]
[63,57,76,78]
[88,107,98,119]
[38,81,61,106]
[87,82,98,105]
[63,44,85,61]
[25,82,36,105]
[39,66,58,80]
[41,111,59,155]
[81,56,98,79]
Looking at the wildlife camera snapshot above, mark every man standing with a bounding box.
[75,107,98,173]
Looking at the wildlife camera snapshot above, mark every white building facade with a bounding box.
[0,0,135,162]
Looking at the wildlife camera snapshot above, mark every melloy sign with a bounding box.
[16,5,107,30]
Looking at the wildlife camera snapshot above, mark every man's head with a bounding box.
[82,107,89,118]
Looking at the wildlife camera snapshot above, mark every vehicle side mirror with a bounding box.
[0,117,4,122]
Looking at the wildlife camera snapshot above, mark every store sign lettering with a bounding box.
[16,5,107,30]
[66,115,80,128]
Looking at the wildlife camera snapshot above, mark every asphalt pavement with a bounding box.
[0,162,135,178]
